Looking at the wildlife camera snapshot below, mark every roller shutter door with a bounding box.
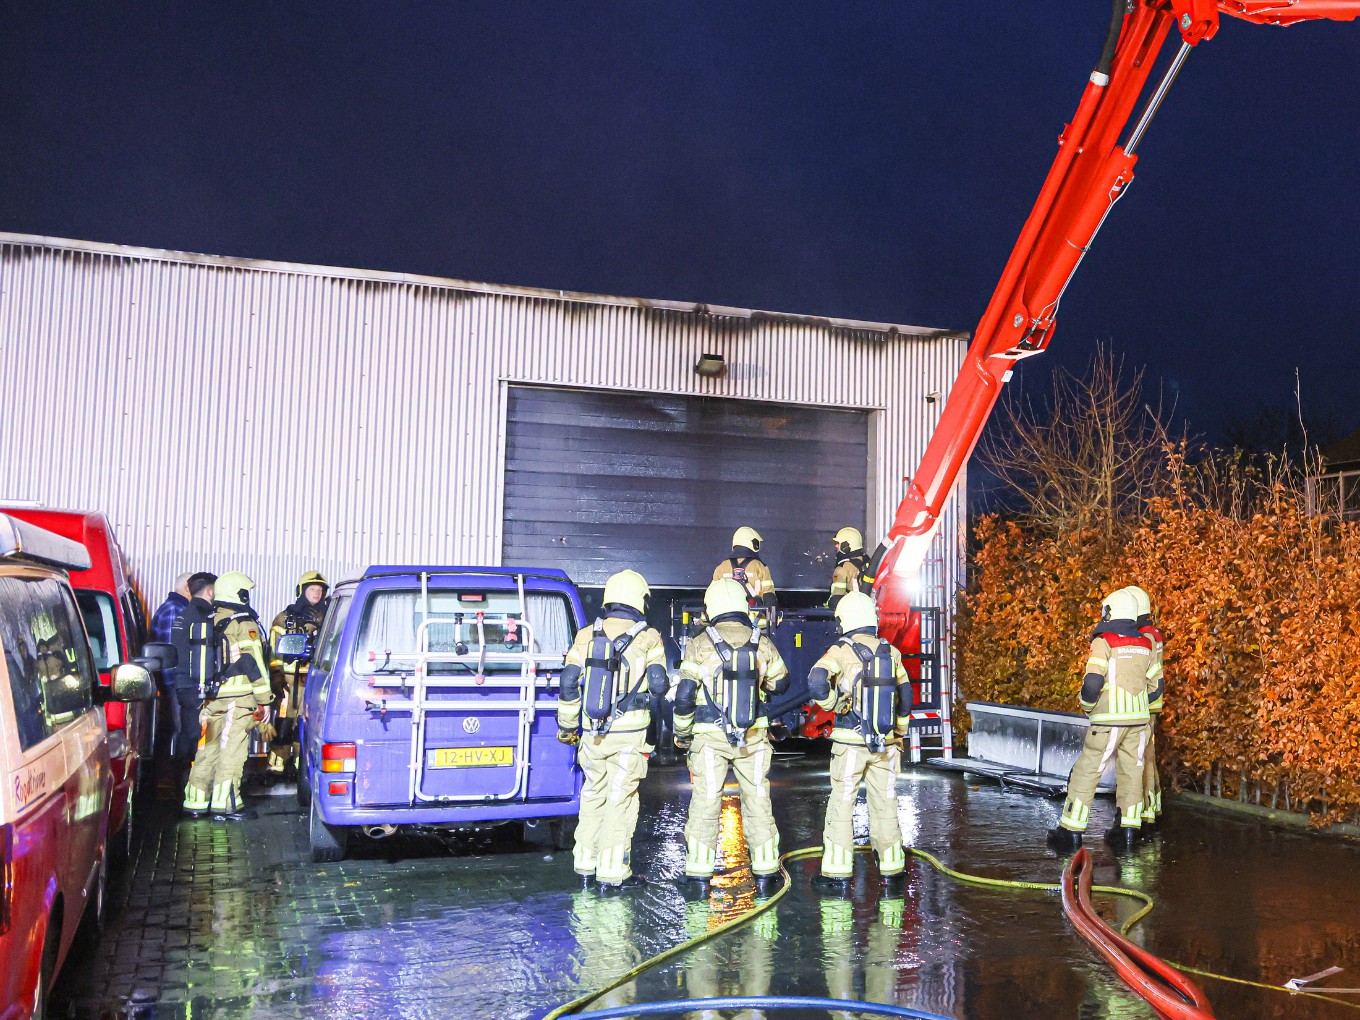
[502,386,868,588]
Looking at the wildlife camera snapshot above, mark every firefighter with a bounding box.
[807,592,912,892]
[1125,585,1166,828]
[712,526,777,610]
[1049,588,1156,852]
[674,578,789,891]
[267,570,329,777]
[827,527,871,610]
[183,571,274,821]
[556,569,669,890]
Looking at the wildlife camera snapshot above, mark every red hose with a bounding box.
[1060,848,1216,1020]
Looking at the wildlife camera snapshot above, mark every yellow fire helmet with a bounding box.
[732,526,763,552]
[216,570,255,605]
[834,591,878,633]
[1101,587,1139,623]
[296,570,330,597]
[704,578,750,620]
[833,527,864,554]
[602,569,651,614]
[1123,585,1152,619]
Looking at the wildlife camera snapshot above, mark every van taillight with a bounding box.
[0,824,12,935]
[321,743,356,773]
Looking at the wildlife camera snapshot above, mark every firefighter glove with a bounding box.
[674,733,692,752]
[556,727,580,746]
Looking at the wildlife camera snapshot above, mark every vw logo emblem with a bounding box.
[462,717,481,735]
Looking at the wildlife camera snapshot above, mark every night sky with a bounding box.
[3,3,1357,440]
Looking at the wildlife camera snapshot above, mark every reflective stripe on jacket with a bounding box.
[1083,633,1153,726]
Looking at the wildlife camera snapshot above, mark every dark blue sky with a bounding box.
[3,3,1356,437]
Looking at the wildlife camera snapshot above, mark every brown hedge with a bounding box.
[956,473,1360,826]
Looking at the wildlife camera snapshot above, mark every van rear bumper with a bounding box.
[317,798,578,827]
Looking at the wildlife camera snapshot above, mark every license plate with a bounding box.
[428,746,514,768]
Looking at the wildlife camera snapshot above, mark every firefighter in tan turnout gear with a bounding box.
[556,569,669,891]
[183,571,274,821]
[712,526,777,610]
[674,578,789,892]
[1049,588,1157,852]
[827,527,872,611]
[1126,585,1166,828]
[267,570,329,777]
[807,592,913,892]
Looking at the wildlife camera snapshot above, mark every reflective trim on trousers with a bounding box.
[685,836,717,878]
[1120,803,1144,828]
[1143,788,1163,820]
[750,835,780,877]
[596,844,632,885]
[1059,797,1091,833]
[209,780,241,813]
[1096,727,1121,774]
[878,841,906,876]
[821,840,855,878]
[573,844,598,876]
[182,785,210,812]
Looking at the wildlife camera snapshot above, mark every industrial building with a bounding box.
[0,229,967,674]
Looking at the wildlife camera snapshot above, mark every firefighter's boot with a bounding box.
[1047,826,1083,852]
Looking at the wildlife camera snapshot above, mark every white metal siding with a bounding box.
[0,233,967,639]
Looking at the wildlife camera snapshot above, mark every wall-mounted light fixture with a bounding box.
[694,353,727,378]
[925,391,941,404]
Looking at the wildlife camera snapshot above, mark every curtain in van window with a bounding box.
[356,593,421,670]
[353,591,573,674]
[523,594,571,655]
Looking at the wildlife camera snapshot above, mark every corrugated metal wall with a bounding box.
[0,233,967,641]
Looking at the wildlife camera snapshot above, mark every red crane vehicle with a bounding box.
[870,0,1360,651]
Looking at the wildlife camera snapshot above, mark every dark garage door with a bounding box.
[502,386,868,588]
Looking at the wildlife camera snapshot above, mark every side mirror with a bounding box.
[137,641,178,673]
[274,633,311,662]
[110,663,156,702]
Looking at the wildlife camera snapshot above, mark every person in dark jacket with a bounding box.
[150,571,195,785]
[150,572,193,644]
[168,572,219,773]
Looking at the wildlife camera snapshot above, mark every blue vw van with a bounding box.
[296,567,586,861]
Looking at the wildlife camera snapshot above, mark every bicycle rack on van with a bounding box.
[361,571,567,805]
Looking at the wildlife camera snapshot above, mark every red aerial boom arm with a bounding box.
[873,0,1359,646]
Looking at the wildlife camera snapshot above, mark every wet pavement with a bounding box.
[52,751,1360,1020]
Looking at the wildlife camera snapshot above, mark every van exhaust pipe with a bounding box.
[363,824,398,839]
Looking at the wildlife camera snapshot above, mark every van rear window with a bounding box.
[353,590,573,675]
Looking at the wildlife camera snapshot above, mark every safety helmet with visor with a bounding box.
[1101,587,1139,623]
[704,578,750,620]
[833,527,864,555]
[834,591,878,634]
[731,526,763,552]
[602,569,651,615]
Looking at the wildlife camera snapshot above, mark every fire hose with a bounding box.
[541,843,1360,1019]
[1061,847,1214,1019]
